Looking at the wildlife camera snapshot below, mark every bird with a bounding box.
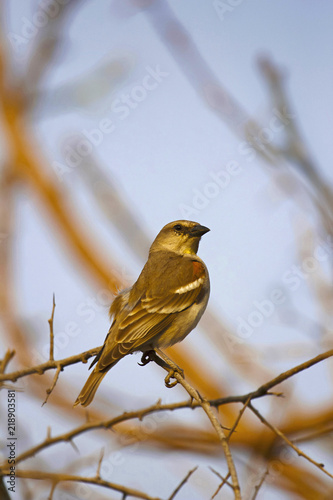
[74,220,210,407]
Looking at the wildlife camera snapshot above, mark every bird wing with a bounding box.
[97,257,207,369]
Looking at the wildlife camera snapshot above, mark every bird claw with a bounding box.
[139,350,185,389]
[138,351,154,366]
[164,366,184,388]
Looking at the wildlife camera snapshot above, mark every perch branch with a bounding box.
[153,349,241,500]
[1,348,333,469]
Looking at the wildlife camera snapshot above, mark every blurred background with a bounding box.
[0,1,333,499]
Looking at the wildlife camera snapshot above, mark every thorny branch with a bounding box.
[48,294,56,362]
[167,466,198,500]
[42,365,62,406]
[1,347,332,498]
[3,346,330,498]
[1,346,332,406]
[0,349,331,462]
[210,467,232,499]
[0,346,101,383]
[0,469,161,500]
[248,402,333,481]
[250,468,269,500]
[153,348,241,500]
[0,349,15,375]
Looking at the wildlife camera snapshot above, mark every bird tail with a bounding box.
[74,369,108,408]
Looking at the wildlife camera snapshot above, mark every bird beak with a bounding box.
[190,224,210,237]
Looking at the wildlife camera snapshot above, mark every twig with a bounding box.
[1,342,332,402]
[167,466,198,500]
[0,346,101,382]
[210,347,333,408]
[0,350,16,390]
[4,348,333,469]
[25,0,82,98]
[0,469,160,500]
[258,57,333,232]
[227,396,251,442]
[0,349,15,374]
[48,482,57,500]
[96,448,105,479]
[209,468,232,498]
[48,294,56,362]
[8,400,197,466]
[292,425,333,444]
[248,402,333,481]
[250,468,269,500]
[154,349,241,500]
[42,365,62,406]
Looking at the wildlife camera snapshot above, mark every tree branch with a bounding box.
[0,349,15,375]
[0,346,101,383]
[42,365,62,406]
[210,468,232,498]
[1,348,332,471]
[0,469,160,500]
[249,402,333,481]
[48,294,56,362]
[153,349,241,500]
[167,466,198,500]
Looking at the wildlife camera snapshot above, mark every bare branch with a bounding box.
[48,482,57,500]
[227,396,251,442]
[48,294,56,362]
[154,349,241,500]
[209,468,232,498]
[167,466,198,500]
[0,469,161,500]
[249,403,333,481]
[250,468,269,500]
[96,448,105,479]
[0,346,101,383]
[258,56,333,232]
[209,348,333,409]
[42,365,62,406]
[1,348,332,471]
[292,425,333,444]
[0,349,15,374]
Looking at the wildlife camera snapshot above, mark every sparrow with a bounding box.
[74,220,210,407]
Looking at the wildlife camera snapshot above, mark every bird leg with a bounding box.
[138,350,156,366]
[138,349,184,388]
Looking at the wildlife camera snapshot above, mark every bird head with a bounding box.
[150,220,210,255]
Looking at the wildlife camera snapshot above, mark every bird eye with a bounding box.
[173,224,182,232]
